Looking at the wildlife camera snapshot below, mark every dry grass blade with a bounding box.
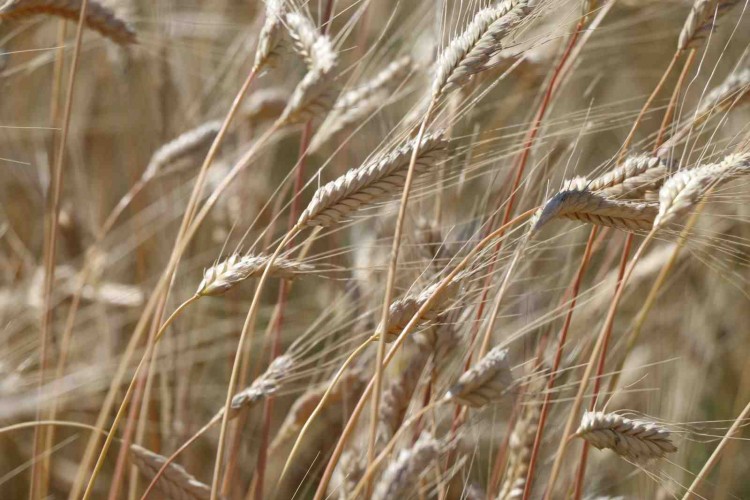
[253,0,287,72]
[228,354,294,414]
[371,433,447,500]
[196,253,313,296]
[130,444,210,500]
[445,345,512,407]
[655,152,750,227]
[298,132,448,227]
[534,189,658,232]
[142,121,222,181]
[575,411,677,461]
[432,0,535,98]
[677,0,741,51]
[0,0,137,45]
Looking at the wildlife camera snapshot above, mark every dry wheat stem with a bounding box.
[0,0,137,45]
[575,411,678,461]
[312,207,538,500]
[131,445,211,500]
[446,346,512,407]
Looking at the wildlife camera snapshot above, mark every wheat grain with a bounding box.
[655,152,750,227]
[575,411,677,461]
[446,345,512,407]
[0,0,136,45]
[298,132,448,227]
[196,253,313,296]
[130,445,210,500]
[678,0,740,51]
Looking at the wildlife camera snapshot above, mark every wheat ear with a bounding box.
[142,121,223,181]
[253,0,287,72]
[299,132,448,227]
[0,0,136,45]
[378,349,430,442]
[130,445,210,500]
[678,0,741,51]
[196,253,313,296]
[445,346,513,407]
[226,354,294,416]
[588,155,668,200]
[371,433,447,500]
[695,66,750,123]
[575,411,678,461]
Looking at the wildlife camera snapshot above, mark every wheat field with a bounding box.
[1,0,750,498]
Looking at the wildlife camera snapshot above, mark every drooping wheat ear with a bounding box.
[432,0,536,98]
[575,411,678,461]
[654,152,750,227]
[378,349,430,442]
[372,433,449,500]
[270,368,367,450]
[330,450,366,500]
[695,67,750,122]
[298,132,448,227]
[142,121,222,181]
[380,274,463,343]
[534,189,659,233]
[253,0,286,72]
[0,0,136,45]
[242,87,288,122]
[196,253,313,296]
[445,345,512,407]
[677,0,741,51]
[226,354,294,416]
[497,396,541,499]
[588,155,668,201]
[278,12,338,125]
[130,445,210,500]
[310,56,413,152]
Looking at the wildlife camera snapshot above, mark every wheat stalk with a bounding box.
[678,0,741,51]
[655,152,750,227]
[575,411,677,461]
[0,0,136,45]
[445,346,512,407]
[130,445,210,500]
[196,254,313,296]
[298,132,448,227]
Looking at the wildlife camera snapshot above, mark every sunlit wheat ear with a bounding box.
[445,346,512,408]
[372,433,451,500]
[378,349,430,442]
[695,66,750,123]
[130,445,210,500]
[534,189,658,233]
[226,354,294,416]
[298,132,448,227]
[0,0,136,45]
[242,88,288,123]
[142,121,222,181]
[432,0,536,98]
[196,253,313,297]
[498,392,541,499]
[678,0,741,51]
[379,274,463,343]
[575,411,678,461]
[278,11,338,125]
[589,156,668,201]
[253,0,286,72]
[310,56,414,152]
[654,152,750,227]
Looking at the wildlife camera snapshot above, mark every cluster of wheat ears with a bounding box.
[1,0,750,498]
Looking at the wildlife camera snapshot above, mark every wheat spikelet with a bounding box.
[242,88,288,123]
[589,156,668,201]
[253,0,286,72]
[534,189,658,232]
[228,354,294,414]
[130,445,210,500]
[446,346,512,407]
[0,0,136,45]
[695,67,750,122]
[279,67,339,125]
[298,132,448,227]
[310,56,413,152]
[677,0,740,51]
[378,349,430,442]
[380,274,462,343]
[655,152,750,227]
[432,0,535,98]
[142,121,222,181]
[575,411,677,461]
[196,253,313,296]
[372,433,446,500]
